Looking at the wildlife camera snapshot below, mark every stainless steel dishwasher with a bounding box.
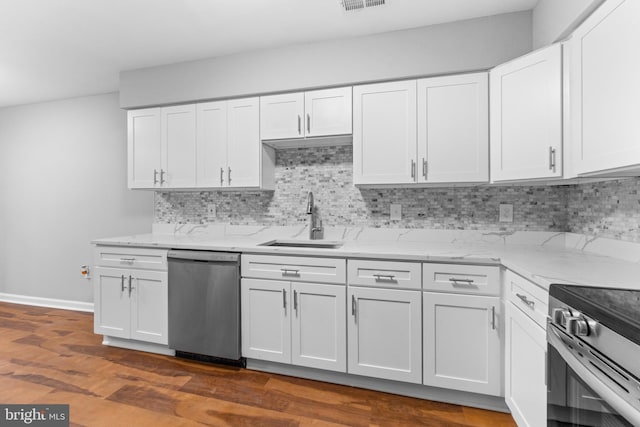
[167,250,242,363]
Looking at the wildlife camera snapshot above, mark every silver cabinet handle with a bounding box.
[228,167,231,185]
[411,160,416,178]
[120,257,136,263]
[128,275,134,296]
[373,274,396,282]
[281,268,300,277]
[282,288,287,310]
[491,306,496,330]
[297,115,301,135]
[159,169,165,184]
[153,169,158,185]
[220,167,224,186]
[422,158,427,178]
[293,290,298,313]
[121,275,126,292]
[306,113,311,133]
[449,278,475,286]
[516,293,535,308]
[351,294,356,317]
[549,146,556,172]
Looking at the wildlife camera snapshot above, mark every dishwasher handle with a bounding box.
[168,250,240,263]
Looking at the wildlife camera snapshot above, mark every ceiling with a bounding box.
[0,0,538,108]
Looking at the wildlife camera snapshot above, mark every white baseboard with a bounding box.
[103,336,175,356]
[0,293,94,313]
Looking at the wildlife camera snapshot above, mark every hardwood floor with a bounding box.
[0,302,516,426]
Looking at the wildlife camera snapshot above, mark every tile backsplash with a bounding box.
[155,145,640,242]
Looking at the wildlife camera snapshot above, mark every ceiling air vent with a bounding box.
[341,0,386,12]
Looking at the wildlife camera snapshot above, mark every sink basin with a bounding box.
[259,239,343,249]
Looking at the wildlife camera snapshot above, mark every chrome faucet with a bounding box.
[306,191,323,240]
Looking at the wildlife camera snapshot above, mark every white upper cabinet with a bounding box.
[196,101,227,188]
[161,105,197,188]
[353,80,417,185]
[569,0,640,176]
[128,108,161,189]
[260,87,352,140]
[227,97,264,188]
[417,73,489,183]
[490,43,563,182]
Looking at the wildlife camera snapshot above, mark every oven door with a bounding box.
[547,325,639,426]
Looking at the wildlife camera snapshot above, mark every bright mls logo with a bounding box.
[0,405,69,426]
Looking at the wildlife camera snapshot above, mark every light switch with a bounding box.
[207,204,216,218]
[499,203,513,223]
[390,204,402,221]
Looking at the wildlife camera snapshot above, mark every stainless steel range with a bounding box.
[547,284,640,426]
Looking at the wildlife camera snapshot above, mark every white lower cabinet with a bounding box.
[505,302,547,427]
[347,286,422,384]
[241,278,346,372]
[423,292,502,396]
[94,266,168,345]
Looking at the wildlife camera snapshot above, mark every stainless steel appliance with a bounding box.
[167,250,242,363]
[547,284,640,426]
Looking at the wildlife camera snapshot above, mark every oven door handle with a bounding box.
[547,326,640,426]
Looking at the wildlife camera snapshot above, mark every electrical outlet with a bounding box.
[499,203,514,223]
[207,204,216,218]
[390,204,402,221]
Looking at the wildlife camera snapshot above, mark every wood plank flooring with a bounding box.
[0,302,517,426]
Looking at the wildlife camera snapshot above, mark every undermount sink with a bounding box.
[259,239,343,249]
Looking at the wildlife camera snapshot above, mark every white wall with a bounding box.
[532,0,604,48]
[120,11,532,108]
[0,93,154,304]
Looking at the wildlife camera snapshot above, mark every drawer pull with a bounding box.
[449,278,475,286]
[373,274,396,282]
[281,268,300,277]
[120,257,136,263]
[516,293,535,308]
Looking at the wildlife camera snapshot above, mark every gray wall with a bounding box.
[120,11,532,108]
[0,93,154,304]
[532,0,605,48]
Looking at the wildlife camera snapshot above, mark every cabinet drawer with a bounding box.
[423,263,499,296]
[505,269,548,329]
[94,246,168,271]
[348,259,421,290]
[241,254,346,284]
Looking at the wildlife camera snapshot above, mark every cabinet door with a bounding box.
[570,0,640,175]
[305,87,352,138]
[260,93,304,140]
[353,81,417,185]
[490,44,563,182]
[129,270,168,345]
[291,283,346,372]
[127,108,161,189]
[196,101,227,188]
[505,302,547,427]
[227,97,261,188]
[241,279,291,363]
[161,105,196,188]
[93,267,131,339]
[423,292,501,396]
[417,73,488,183]
[348,287,422,383]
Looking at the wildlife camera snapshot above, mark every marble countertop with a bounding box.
[92,224,640,292]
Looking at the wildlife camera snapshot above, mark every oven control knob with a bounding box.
[566,317,590,336]
[552,308,573,326]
